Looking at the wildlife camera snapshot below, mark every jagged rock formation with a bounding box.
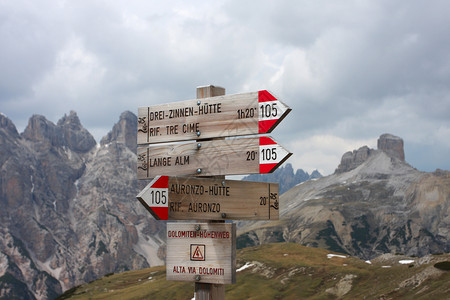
[238,134,450,260]
[242,163,322,194]
[335,146,374,174]
[0,111,165,299]
[100,111,137,154]
[336,134,405,174]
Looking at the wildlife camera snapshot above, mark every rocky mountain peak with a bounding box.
[57,110,82,129]
[100,111,137,153]
[335,145,375,174]
[21,112,96,153]
[0,113,19,138]
[377,133,405,161]
[22,114,61,147]
[310,170,322,179]
[57,111,96,153]
[242,163,322,194]
[335,133,406,174]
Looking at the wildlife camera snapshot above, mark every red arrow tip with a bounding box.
[260,163,278,173]
[259,136,276,145]
[259,90,277,102]
[152,207,168,220]
[151,175,169,188]
[259,119,278,133]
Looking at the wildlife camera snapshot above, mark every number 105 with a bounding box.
[260,103,278,118]
[261,148,277,161]
[150,190,167,205]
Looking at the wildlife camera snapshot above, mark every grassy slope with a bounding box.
[58,243,450,300]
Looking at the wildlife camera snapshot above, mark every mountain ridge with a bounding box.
[237,134,450,259]
[0,111,165,299]
[1,111,449,299]
[242,163,322,194]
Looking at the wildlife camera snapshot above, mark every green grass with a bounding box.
[57,243,450,300]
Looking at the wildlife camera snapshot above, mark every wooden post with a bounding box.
[196,85,225,99]
[195,85,226,300]
[195,283,225,300]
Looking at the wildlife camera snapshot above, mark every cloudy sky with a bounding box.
[1,0,450,175]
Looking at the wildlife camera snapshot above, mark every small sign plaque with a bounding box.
[166,222,236,284]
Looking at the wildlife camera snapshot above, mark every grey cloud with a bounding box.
[0,2,67,100]
[1,0,449,173]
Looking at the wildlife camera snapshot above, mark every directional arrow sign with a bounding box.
[137,136,292,179]
[137,90,291,144]
[136,176,279,220]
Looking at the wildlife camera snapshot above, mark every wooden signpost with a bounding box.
[137,136,292,179]
[166,222,236,284]
[136,175,279,220]
[136,85,291,300]
[137,90,291,145]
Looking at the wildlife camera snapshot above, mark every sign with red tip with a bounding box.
[138,90,291,144]
[137,136,291,178]
[136,175,169,220]
[136,176,280,221]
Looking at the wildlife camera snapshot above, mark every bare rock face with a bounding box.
[22,114,63,151]
[57,111,97,153]
[0,113,19,138]
[100,111,137,153]
[21,111,96,154]
[335,146,375,174]
[335,133,405,174]
[377,133,405,161]
[0,111,165,299]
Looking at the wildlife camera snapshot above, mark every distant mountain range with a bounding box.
[242,163,321,194]
[1,111,449,299]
